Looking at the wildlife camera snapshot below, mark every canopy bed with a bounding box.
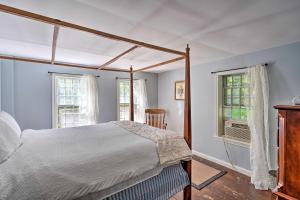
[0,4,192,200]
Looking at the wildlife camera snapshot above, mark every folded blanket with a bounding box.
[113,121,192,165]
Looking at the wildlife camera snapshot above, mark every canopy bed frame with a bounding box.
[0,4,192,200]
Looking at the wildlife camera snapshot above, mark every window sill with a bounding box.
[214,135,250,148]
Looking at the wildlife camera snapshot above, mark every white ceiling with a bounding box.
[0,0,300,72]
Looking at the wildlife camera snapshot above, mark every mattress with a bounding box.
[0,121,191,200]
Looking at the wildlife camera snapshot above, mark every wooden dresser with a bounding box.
[274,105,300,200]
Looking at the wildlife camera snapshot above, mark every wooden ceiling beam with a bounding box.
[0,55,97,69]
[0,55,130,72]
[98,45,139,70]
[133,56,185,72]
[100,67,130,73]
[0,55,51,65]
[0,4,186,56]
[51,25,60,64]
[53,61,98,70]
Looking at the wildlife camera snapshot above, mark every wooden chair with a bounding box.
[145,108,167,129]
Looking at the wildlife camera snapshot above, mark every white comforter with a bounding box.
[0,121,191,200]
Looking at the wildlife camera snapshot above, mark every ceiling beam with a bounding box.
[0,4,186,56]
[0,55,130,72]
[51,25,60,64]
[134,56,185,72]
[0,55,52,65]
[98,45,139,70]
[100,67,130,72]
[54,61,98,70]
[0,55,97,69]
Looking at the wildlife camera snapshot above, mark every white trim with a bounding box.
[213,135,250,148]
[215,69,251,145]
[215,74,223,137]
[51,73,85,128]
[192,150,252,177]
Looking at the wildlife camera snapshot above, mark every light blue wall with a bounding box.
[0,61,158,130]
[1,60,15,116]
[0,61,1,111]
[158,41,300,171]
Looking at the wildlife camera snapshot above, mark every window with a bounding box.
[118,79,134,121]
[117,79,148,122]
[223,73,250,121]
[217,71,251,144]
[52,74,98,128]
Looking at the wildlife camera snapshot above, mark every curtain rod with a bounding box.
[115,77,147,81]
[211,63,268,74]
[48,71,100,77]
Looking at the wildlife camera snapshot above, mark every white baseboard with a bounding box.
[192,150,252,177]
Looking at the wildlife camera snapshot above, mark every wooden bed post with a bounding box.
[183,44,192,200]
[130,66,134,121]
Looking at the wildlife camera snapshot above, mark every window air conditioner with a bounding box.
[224,120,250,143]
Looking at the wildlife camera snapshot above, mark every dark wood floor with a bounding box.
[171,156,275,200]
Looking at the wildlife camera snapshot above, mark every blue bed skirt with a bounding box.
[105,164,189,200]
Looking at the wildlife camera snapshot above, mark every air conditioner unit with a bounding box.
[224,120,250,143]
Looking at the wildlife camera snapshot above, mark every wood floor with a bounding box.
[171,156,275,200]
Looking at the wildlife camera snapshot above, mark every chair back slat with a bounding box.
[151,114,154,126]
[158,114,161,128]
[145,109,167,129]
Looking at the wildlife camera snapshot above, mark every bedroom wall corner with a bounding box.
[1,60,15,116]
[0,60,2,111]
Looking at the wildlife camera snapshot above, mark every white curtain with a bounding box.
[134,79,148,123]
[84,75,99,125]
[247,64,275,190]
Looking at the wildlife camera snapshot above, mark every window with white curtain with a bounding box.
[117,79,148,123]
[52,74,99,128]
[216,70,251,144]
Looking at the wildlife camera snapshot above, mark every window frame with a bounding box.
[52,74,88,128]
[215,69,250,147]
[116,79,138,121]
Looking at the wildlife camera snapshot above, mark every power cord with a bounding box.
[222,136,235,169]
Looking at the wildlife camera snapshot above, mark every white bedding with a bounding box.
[0,121,191,200]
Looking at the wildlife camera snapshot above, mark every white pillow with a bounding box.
[0,111,21,138]
[0,117,21,164]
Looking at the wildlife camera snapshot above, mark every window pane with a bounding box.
[225,97,232,106]
[119,103,129,121]
[232,107,241,120]
[223,107,231,119]
[118,80,140,121]
[232,97,240,105]
[232,88,240,96]
[226,88,232,95]
[233,75,241,86]
[226,76,232,87]
[65,79,72,87]
[224,88,232,106]
[58,79,65,87]
[241,108,248,120]
[224,89,231,106]
[232,88,240,105]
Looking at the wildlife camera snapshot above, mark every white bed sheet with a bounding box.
[0,121,191,200]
